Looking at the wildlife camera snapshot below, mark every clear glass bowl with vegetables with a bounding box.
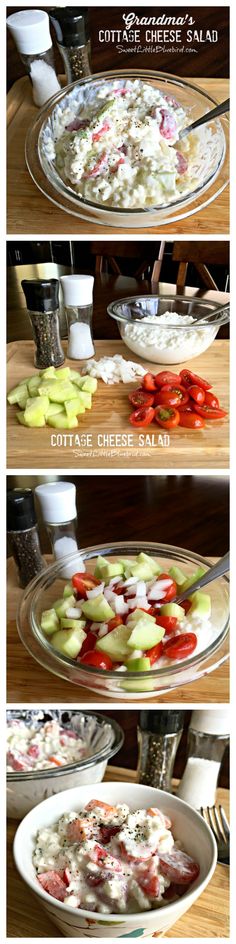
[107,295,230,365]
[17,542,229,700]
[26,70,229,229]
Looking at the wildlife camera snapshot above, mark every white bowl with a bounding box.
[13,781,217,938]
[7,710,123,819]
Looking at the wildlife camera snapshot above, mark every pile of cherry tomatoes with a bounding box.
[128,368,227,430]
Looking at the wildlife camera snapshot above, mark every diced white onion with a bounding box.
[136,581,147,597]
[104,587,117,602]
[109,576,122,586]
[127,649,143,660]
[121,577,138,588]
[128,595,148,609]
[66,607,82,619]
[113,596,129,616]
[97,623,108,638]
[86,582,105,599]
[90,622,102,633]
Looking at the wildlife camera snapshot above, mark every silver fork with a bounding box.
[200,805,230,865]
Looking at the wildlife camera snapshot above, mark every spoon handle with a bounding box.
[175,552,230,604]
[179,98,230,141]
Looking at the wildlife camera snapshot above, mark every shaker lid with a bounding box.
[35,482,77,523]
[7,489,37,531]
[139,710,185,735]
[7,10,52,55]
[60,274,94,307]
[21,279,59,313]
[190,709,229,736]
[49,8,90,48]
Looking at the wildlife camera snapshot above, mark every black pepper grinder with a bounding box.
[21,279,65,370]
[49,8,91,84]
[7,489,46,588]
[137,711,185,792]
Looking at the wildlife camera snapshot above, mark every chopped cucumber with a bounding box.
[169,565,186,587]
[65,397,86,418]
[188,590,211,620]
[96,624,132,661]
[8,383,28,406]
[160,603,185,619]
[81,594,115,622]
[54,595,75,618]
[182,568,206,593]
[51,626,86,659]
[47,412,78,429]
[127,621,165,650]
[60,618,86,631]
[126,609,156,625]
[79,376,98,394]
[41,608,59,635]
[63,583,73,598]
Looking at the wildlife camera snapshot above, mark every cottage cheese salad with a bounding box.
[33,799,200,914]
[44,78,220,210]
[123,310,216,363]
[40,552,213,676]
[7,719,87,773]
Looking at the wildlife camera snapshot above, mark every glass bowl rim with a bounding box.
[26,67,229,217]
[7,709,124,782]
[17,541,229,682]
[107,293,230,328]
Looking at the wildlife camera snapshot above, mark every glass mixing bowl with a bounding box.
[107,295,229,364]
[17,542,229,700]
[25,70,229,229]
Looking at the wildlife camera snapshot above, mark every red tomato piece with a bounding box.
[80,651,113,670]
[37,871,67,901]
[178,402,195,413]
[181,599,192,615]
[155,406,180,429]
[155,385,189,408]
[204,391,220,409]
[72,572,101,594]
[63,868,71,886]
[155,573,177,603]
[179,369,212,391]
[194,403,227,420]
[154,371,181,387]
[107,615,123,632]
[176,151,188,174]
[92,120,110,141]
[154,615,179,635]
[163,633,197,660]
[179,413,205,429]
[138,861,160,898]
[83,153,108,178]
[188,385,205,405]
[129,406,156,427]
[159,850,200,884]
[27,744,40,759]
[99,825,121,844]
[129,389,155,408]
[79,631,97,658]
[159,108,177,139]
[146,640,164,665]
[142,372,157,392]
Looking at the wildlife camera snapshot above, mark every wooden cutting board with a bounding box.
[7,766,229,938]
[7,76,229,235]
[7,339,229,470]
[7,556,229,704]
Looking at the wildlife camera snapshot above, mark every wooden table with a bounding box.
[7,338,229,470]
[7,765,229,938]
[7,556,229,705]
[7,77,229,235]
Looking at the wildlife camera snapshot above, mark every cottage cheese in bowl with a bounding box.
[122,311,216,364]
[7,719,87,772]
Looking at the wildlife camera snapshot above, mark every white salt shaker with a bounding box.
[177,709,229,810]
[7,9,61,107]
[35,482,85,578]
[60,275,95,361]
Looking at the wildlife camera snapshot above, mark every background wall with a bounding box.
[7,6,229,88]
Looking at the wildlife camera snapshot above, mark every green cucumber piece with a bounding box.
[188,591,211,619]
[41,608,59,635]
[94,556,110,578]
[54,367,71,380]
[127,621,165,650]
[100,562,124,583]
[126,657,151,672]
[8,383,28,405]
[169,565,186,587]
[45,403,64,419]
[96,625,131,661]
[47,412,78,429]
[136,552,162,575]
[27,376,41,397]
[65,397,86,418]
[54,595,75,618]
[63,583,73,598]
[16,412,28,426]
[60,618,86,631]
[182,568,206,593]
[40,367,56,378]
[38,380,79,403]
[126,609,156,625]
[51,626,86,659]
[82,594,115,622]
[160,603,185,618]
[80,376,98,394]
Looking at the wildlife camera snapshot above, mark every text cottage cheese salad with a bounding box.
[47,78,215,209]
[7,719,87,773]
[40,552,213,678]
[33,798,200,914]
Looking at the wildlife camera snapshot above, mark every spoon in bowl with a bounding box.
[174,552,229,605]
[178,98,229,141]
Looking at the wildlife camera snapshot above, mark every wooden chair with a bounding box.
[172,241,229,293]
[90,241,165,284]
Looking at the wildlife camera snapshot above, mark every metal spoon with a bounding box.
[194,302,230,326]
[174,552,229,605]
[178,98,229,141]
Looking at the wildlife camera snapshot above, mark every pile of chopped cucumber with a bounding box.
[7,366,97,429]
[40,552,210,688]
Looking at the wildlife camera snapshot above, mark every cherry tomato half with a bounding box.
[179,412,205,429]
[145,641,164,665]
[188,385,205,405]
[157,573,177,602]
[129,389,154,408]
[80,651,113,670]
[163,633,197,660]
[155,406,180,429]
[79,631,97,658]
[142,372,157,392]
[179,369,212,391]
[72,572,101,595]
[107,615,123,632]
[129,406,155,427]
[204,391,220,409]
[154,371,181,387]
[159,850,200,884]
[194,403,227,420]
[178,402,194,413]
[154,615,179,635]
[155,384,189,408]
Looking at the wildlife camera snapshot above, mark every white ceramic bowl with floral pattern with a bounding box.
[13,781,217,938]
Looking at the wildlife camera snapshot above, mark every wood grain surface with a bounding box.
[7,556,229,705]
[7,77,229,236]
[7,339,229,470]
[7,766,229,938]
